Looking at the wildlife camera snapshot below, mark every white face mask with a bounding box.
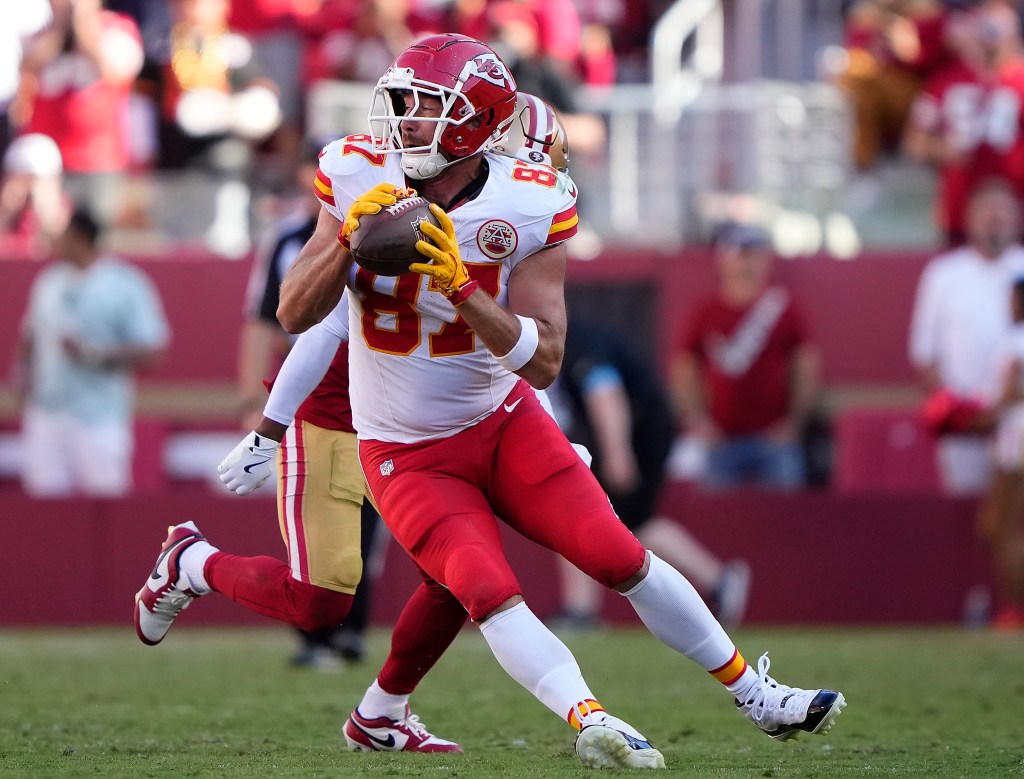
[368,66,512,180]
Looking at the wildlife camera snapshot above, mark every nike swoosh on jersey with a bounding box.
[503,397,524,413]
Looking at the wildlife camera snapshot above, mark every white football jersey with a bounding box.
[315,135,578,443]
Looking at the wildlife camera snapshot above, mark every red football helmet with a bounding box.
[493,92,570,172]
[368,34,518,179]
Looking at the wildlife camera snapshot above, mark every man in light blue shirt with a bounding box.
[14,209,169,496]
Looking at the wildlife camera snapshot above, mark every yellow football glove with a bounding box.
[410,203,470,296]
[338,183,416,246]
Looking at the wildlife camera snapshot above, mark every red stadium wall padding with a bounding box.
[832,408,942,493]
[0,485,986,628]
[0,250,931,387]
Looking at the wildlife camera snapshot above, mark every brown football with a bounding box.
[349,196,441,276]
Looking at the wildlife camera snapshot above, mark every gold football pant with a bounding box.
[277,421,365,594]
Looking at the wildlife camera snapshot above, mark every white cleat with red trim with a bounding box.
[134,521,206,645]
[343,706,463,753]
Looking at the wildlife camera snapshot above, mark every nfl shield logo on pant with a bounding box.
[380,459,395,477]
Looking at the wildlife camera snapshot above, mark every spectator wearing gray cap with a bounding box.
[669,222,821,489]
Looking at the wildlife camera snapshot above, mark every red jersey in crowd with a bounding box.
[910,58,1024,236]
[25,11,142,174]
[678,287,811,436]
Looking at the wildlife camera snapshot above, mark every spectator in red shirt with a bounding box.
[669,223,821,490]
[14,0,142,223]
[903,0,1024,244]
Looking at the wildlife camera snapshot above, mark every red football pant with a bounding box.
[205,552,353,632]
[378,573,469,694]
[361,380,646,621]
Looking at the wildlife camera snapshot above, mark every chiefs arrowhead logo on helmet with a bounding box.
[466,53,512,88]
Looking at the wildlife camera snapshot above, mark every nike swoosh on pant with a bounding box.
[503,397,523,413]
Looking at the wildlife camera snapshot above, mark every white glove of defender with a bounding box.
[217,431,280,495]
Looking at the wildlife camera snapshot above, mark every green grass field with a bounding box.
[1,626,1022,777]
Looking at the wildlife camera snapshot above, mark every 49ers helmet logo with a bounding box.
[477,219,518,259]
[466,53,512,88]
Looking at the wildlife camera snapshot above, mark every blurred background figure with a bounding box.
[910,178,1024,496]
[903,0,1024,245]
[307,0,415,85]
[0,0,52,163]
[0,133,71,257]
[13,0,144,225]
[834,0,950,173]
[237,141,381,669]
[227,0,316,177]
[11,208,169,497]
[977,275,1024,631]
[549,318,750,630]
[137,0,281,256]
[237,141,322,430]
[486,1,605,158]
[670,223,820,491]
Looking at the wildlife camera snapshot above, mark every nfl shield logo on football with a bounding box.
[476,219,518,260]
[380,459,395,477]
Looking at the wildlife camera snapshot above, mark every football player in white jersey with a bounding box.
[134,93,575,756]
[252,36,848,767]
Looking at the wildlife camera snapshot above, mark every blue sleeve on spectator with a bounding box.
[581,364,624,394]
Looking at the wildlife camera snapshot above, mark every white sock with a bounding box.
[179,540,217,595]
[357,679,410,721]
[726,667,761,701]
[478,602,605,727]
[622,552,737,671]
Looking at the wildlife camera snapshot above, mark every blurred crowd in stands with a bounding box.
[0,0,662,257]
[8,0,1024,257]
[832,0,1024,243]
[3,0,1024,631]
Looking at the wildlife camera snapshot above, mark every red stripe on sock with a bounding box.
[709,649,739,676]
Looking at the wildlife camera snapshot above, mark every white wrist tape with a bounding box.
[496,315,539,372]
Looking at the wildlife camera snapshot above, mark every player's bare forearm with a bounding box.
[278,208,353,334]
[460,246,567,388]
[457,292,564,388]
[254,416,289,443]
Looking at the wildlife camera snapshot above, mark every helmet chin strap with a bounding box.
[401,151,457,180]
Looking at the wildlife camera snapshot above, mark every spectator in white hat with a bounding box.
[0,132,70,257]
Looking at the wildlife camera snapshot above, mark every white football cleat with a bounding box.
[343,706,463,753]
[575,715,665,769]
[134,521,206,645]
[736,653,846,740]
